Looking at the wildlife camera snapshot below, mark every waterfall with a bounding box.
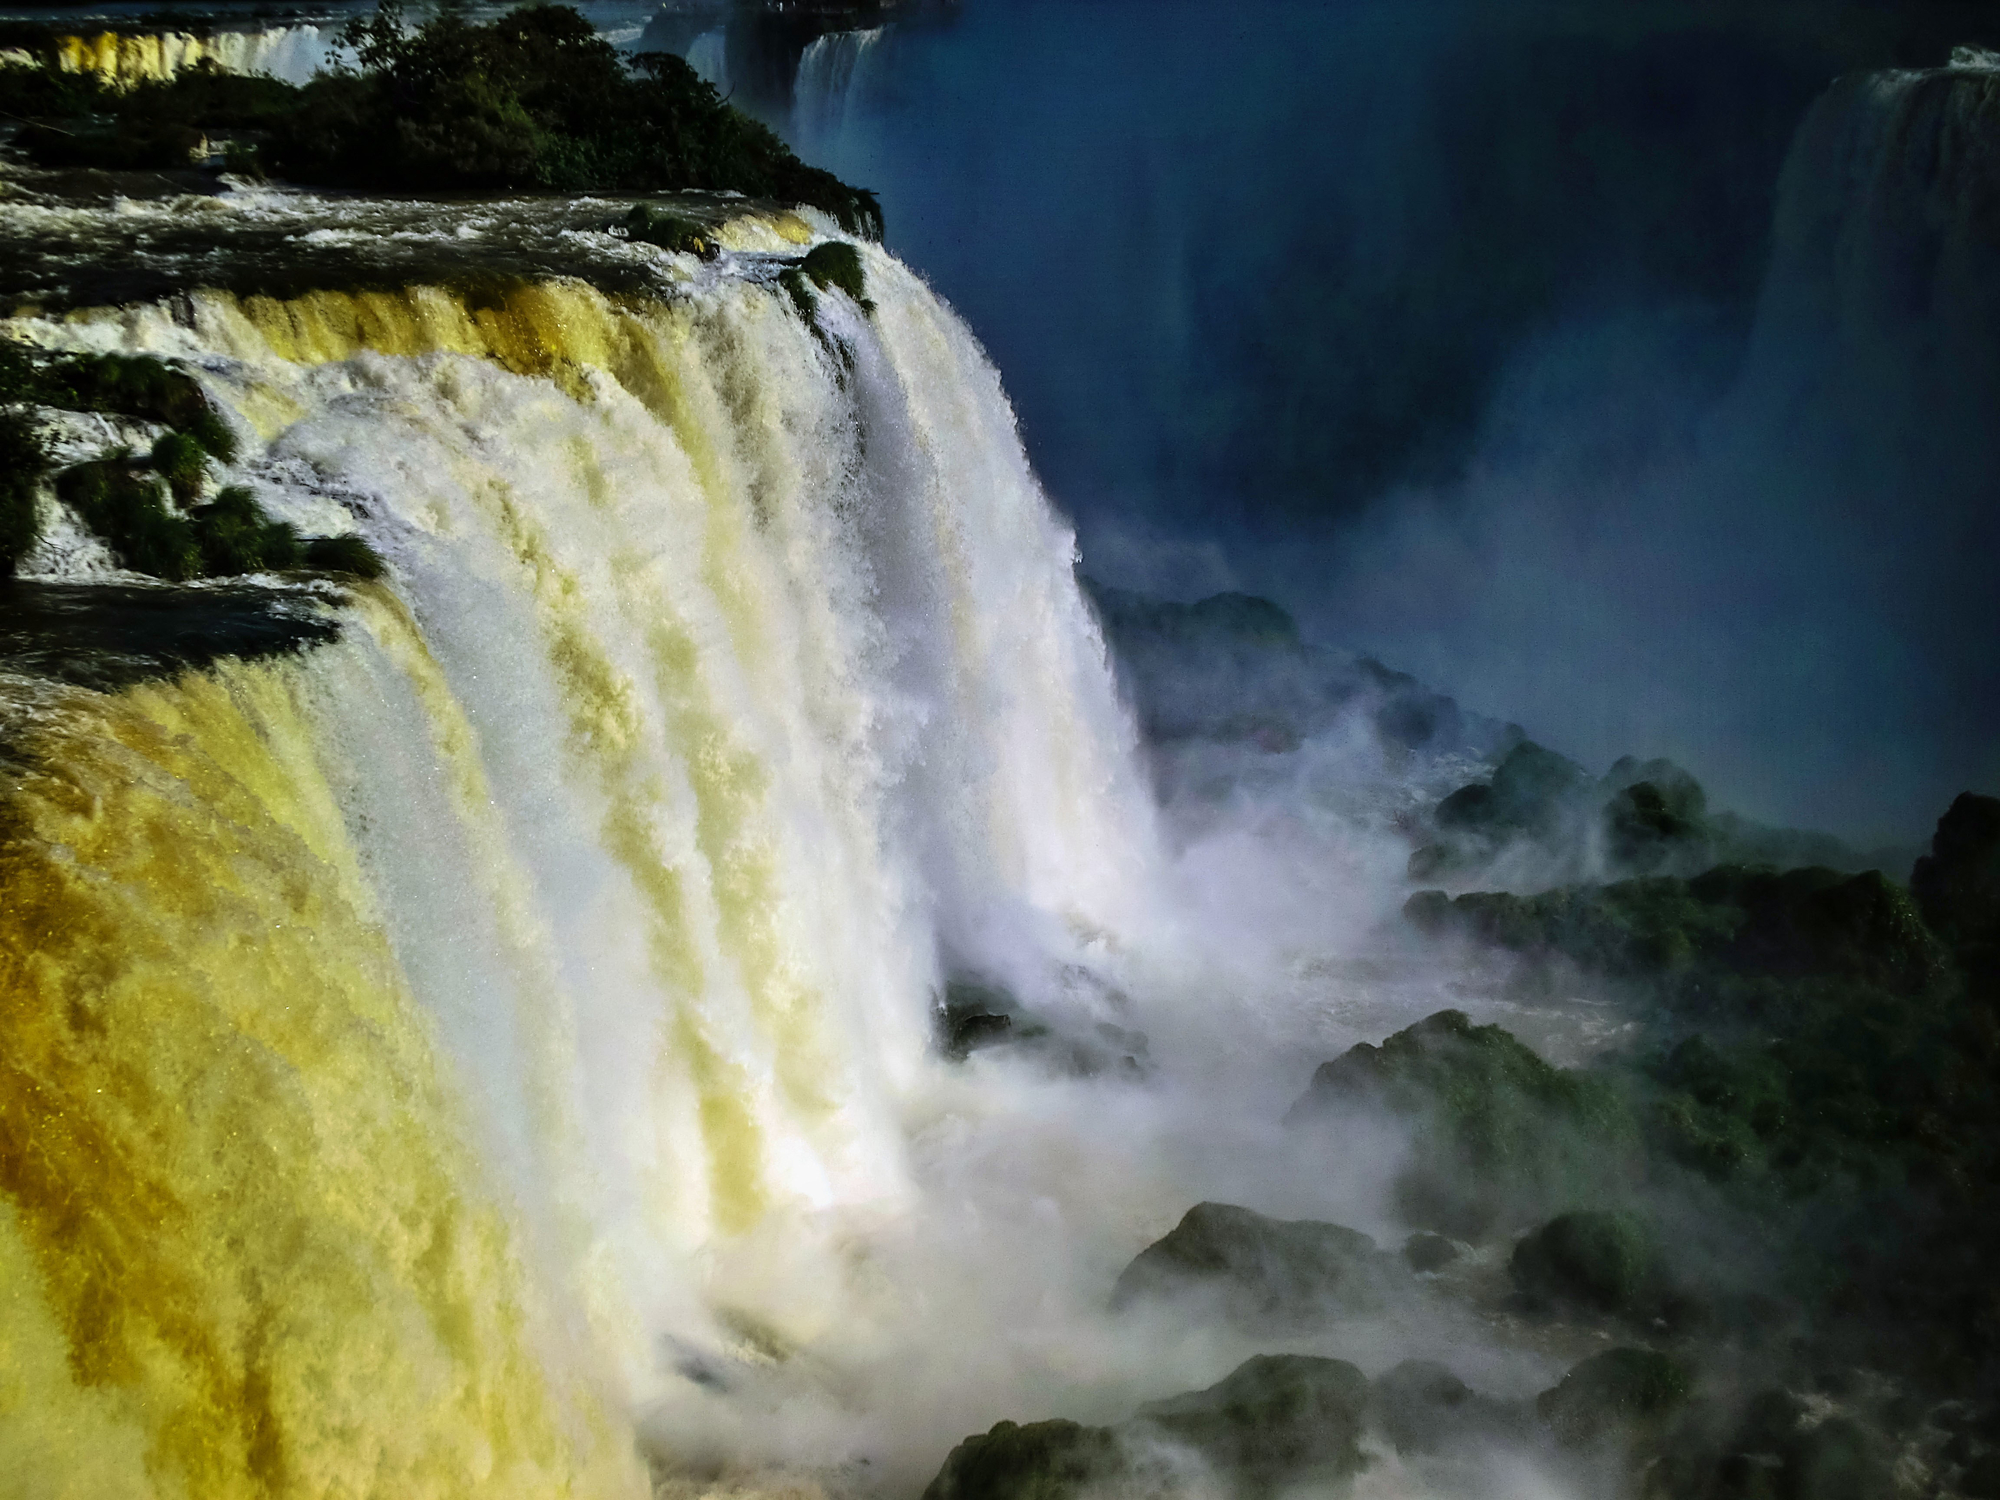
[793,28,885,159]
[685,27,730,95]
[35,25,345,86]
[2,242,1162,1493]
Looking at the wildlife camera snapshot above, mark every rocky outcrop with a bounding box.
[1110,1203,1400,1324]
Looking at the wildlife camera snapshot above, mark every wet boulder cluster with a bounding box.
[1408,739,1905,887]
[922,792,2000,1498]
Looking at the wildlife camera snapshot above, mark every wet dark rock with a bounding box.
[920,1418,1123,1500]
[923,1356,1371,1500]
[934,978,1149,1077]
[1536,1347,1691,1447]
[0,579,339,691]
[1289,1008,1639,1239]
[1402,1231,1460,1272]
[1912,793,2000,949]
[1370,1359,1526,1456]
[1109,1202,1397,1323]
[1082,580,1510,762]
[1133,1354,1370,1497]
[1509,1210,1659,1316]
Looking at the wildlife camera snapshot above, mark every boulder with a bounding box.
[1508,1210,1658,1316]
[1289,1009,1639,1238]
[1133,1354,1370,1497]
[921,1419,1123,1500]
[1110,1202,1396,1323]
[1536,1347,1691,1447]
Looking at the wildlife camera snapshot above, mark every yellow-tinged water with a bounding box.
[0,661,645,1499]
[2,254,1160,1491]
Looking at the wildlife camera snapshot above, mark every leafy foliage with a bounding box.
[301,534,386,580]
[56,460,201,580]
[0,409,49,574]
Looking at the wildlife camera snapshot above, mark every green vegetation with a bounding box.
[1386,793,2000,1392]
[921,1420,1123,1500]
[1508,1209,1659,1316]
[1289,1007,1641,1237]
[1,344,385,583]
[189,486,300,575]
[0,7,882,236]
[56,459,201,580]
[1409,741,1900,884]
[1135,1355,1371,1497]
[0,410,50,575]
[301,534,386,580]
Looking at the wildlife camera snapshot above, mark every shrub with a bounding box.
[56,460,201,580]
[188,486,299,575]
[0,409,49,575]
[302,533,386,580]
[801,241,872,310]
[150,429,210,502]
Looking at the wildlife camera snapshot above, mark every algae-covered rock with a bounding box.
[1110,1202,1395,1323]
[1912,793,2000,949]
[1289,1009,1640,1238]
[1536,1347,1691,1446]
[921,1419,1124,1500]
[1508,1210,1658,1315]
[1133,1354,1370,1496]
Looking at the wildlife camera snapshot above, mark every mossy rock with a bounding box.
[1370,1360,1525,1456]
[1289,1009,1641,1237]
[920,1419,1124,1500]
[801,241,871,309]
[1536,1348,1690,1447]
[1110,1202,1394,1323]
[1134,1354,1370,1497]
[1509,1210,1658,1315]
[620,204,716,259]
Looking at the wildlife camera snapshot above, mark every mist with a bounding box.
[757,0,2000,840]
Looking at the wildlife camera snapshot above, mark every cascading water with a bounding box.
[1,219,1170,1494]
[793,30,884,161]
[7,25,346,84]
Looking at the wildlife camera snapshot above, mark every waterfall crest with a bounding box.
[3,245,1159,1491]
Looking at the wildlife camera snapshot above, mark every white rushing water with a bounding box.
[793,28,885,161]
[4,214,1234,1488]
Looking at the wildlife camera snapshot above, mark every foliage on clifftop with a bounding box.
[0,3,882,238]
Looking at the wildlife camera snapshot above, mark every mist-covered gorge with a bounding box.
[6,7,2000,1500]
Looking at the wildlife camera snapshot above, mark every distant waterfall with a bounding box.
[1,241,1161,1496]
[793,28,885,157]
[34,25,345,85]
